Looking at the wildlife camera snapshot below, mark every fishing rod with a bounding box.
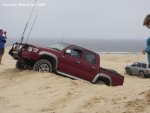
[19,0,38,43]
[25,15,38,43]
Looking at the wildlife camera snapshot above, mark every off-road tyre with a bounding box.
[126,68,132,75]
[33,59,52,72]
[16,61,28,69]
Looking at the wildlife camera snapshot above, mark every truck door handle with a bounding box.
[76,61,80,64]
[92,67,96,69]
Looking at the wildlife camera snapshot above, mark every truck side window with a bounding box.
[141,63,147,68]
[71,48,82,58]
[132,62,138,67]
[84,51,96,64]
[137,63,141,67]
[149,64,150,68]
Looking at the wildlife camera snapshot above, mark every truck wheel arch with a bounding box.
[125,68,132,75]
[38,51,58,71]
[92,73,112,86]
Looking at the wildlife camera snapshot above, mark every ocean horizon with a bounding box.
[6,38,146,53]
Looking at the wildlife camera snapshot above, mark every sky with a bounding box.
[0,0,150,40]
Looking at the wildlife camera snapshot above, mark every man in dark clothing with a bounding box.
[0,29,7,64]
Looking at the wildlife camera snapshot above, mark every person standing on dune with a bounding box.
[143,14,150,64]
[0,29,7,65]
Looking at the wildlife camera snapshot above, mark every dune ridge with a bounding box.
[0,47,150,113]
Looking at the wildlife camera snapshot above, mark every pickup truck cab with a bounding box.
[9,42,124,86]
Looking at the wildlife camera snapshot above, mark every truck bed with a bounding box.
[100,67,124,86]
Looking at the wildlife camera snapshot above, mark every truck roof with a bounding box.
[134,61,149,64]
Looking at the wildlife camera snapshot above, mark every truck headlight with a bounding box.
[27,47,38,52]
[28,47,33,52]
[13,44,17,50]
[19,45,23,50]
[33,48,38,52]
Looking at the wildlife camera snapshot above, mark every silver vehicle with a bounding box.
[125,61,150,78]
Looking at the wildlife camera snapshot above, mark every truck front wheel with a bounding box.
[16,61,28,69]
[33,59,52,72]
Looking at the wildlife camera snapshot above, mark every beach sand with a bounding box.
[0,47,150,113]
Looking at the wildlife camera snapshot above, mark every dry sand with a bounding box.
[0,47,150,113]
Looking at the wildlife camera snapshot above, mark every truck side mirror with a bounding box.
[65,49,71,55]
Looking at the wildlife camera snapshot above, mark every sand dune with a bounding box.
[0,48,150,113]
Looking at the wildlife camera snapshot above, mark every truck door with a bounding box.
[57,46,84,78]
[131,62,141,74]
[78,50,99,81]
[58,47,99,81]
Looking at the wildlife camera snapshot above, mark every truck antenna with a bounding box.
[25,15,38,43]
[19,0,38,43]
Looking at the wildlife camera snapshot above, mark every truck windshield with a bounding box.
[47,43,69,51]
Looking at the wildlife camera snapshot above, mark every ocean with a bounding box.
[6,38,146,53]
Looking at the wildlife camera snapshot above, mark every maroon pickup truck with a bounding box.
[9,42,124,86]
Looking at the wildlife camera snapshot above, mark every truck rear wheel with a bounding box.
[33,59,52,72]
[96,77,111,86]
